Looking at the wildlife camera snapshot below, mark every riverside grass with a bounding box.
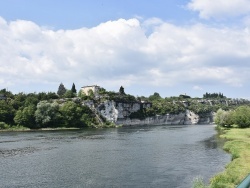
[209,127,250,188]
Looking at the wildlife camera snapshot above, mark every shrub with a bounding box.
[0,122,10,129]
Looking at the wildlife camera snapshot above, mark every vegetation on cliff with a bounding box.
[0,84,249,130]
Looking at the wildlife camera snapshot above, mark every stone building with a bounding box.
[81,85,100,97]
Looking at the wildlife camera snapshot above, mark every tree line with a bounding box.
[0,84,99,130]
[215,106,250,128]
[0,84,249,130]
[203,92,225,99]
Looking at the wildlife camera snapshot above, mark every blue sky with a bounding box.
[0,0,191,28]
[1,0,250,99]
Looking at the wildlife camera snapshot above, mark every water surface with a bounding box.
[0,125,230,188]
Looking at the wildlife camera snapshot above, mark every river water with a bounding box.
[0,124,230,188]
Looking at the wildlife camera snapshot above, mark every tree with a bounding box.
[214,109,233,127]
[71,83,77,94]
[35,101,61,128]
[57,83,67,96]
[0,100,15,124]
[11,92,27,110]
[14,105,36,128]
[64,90,75,98]
[232,106,250,128]
[148,92,161,101]
[59,101,82,127]
[119,86,125,95]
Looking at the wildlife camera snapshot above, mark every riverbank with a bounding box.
[209,127,250,188]
[0,126,82,132]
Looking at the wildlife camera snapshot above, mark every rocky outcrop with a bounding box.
[198,112,215,124]
[96,100,214,126]
[98,101,118,123]
[115,110,210,126]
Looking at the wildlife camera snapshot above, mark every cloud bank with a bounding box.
[188,0,250,19]
[0,16,250,96]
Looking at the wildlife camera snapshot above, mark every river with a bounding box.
[0,124,230,188]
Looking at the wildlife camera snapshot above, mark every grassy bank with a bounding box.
[209,127,250,188]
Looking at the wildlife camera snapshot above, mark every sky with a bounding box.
[1,0,250,99]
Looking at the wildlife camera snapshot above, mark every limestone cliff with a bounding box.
[96,100,214,126]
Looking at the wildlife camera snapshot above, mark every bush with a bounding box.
[232,106,250,128]
[0,122,10,129]
[215,109,233,127]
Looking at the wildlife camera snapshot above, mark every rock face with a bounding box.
[98,101,118,123]
[97,100,214,126]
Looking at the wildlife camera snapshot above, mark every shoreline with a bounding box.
[209,127,250,188]
[0,127,81,132]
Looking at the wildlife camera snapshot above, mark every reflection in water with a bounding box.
[0,125,230,188]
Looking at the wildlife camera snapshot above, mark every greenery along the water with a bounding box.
[193,128,250,188]
[210,128,250,188]
[192,106,250,188]
[215,105,250,128]
[0,84,249,130]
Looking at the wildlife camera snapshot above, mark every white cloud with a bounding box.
[0,17,250,97]
[187,0,250,19]
[193,86,203,91]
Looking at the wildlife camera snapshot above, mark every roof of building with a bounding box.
[81,85,100,88]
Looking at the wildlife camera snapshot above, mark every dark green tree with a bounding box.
[0,100,15,124]
[148,92,161,101]
[64,90,75,98]
[71,83,77,94]
[59,101,82,127]
[57,83,67,96]
[119,86,125,95]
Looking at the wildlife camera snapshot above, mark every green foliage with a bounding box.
[24,93,39,107]
[104,91,137,102]
[57,83,67,96]
[0,100,15,124]
[215,106,250,128]
[0,89,14,99]
[35,101,62,128]
[0,122,10,129]
[11,92,27,110]
[59,101,83,127]
[88,89,95,98]
[214,109,233,127]
[203,92,225,99]
[188,102,213,115]
[119,86,125,95]
[148,92,161,101]
[210,128,250,188]
[232,106,250,128]
[98,87,106,94]
[14,105,36,129]
[37,92,59,100]
[64,90,76,98]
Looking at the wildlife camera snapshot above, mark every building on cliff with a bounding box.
[81,85,100,97]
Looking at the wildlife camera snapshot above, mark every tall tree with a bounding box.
[71,83,77,94]
[35,101,61,128]
[148,92,161,101]
[119,86,125,95]
[57,83,67,96]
